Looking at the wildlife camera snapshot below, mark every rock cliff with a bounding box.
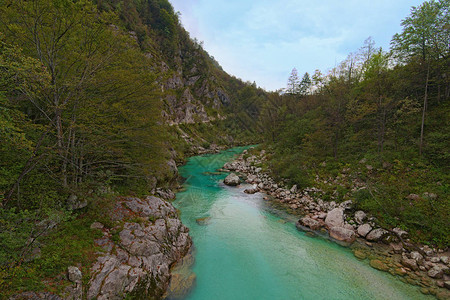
[86,196,192,299]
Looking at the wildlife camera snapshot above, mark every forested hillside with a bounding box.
[0,0,267,296]
[259,0,449,246]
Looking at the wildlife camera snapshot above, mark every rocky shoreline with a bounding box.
[85,196,193,300]
[222,149,450,299]
[12,195,193,300]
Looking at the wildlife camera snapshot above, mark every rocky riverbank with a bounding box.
[222,149,450,299]
[12,195,192,300]
[85,196,192,300]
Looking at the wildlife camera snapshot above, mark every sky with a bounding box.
[170,0,426,91]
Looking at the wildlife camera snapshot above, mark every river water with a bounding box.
[173,146,428,300]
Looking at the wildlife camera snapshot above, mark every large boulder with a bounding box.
[297,217,322,231]
[357,224,372,237]
[325,208,345,228]
[224,173,240,186]
[329,226,356,244]
[366,228,389,242]
[244,184,258,194]
[401,256,419,271]
[428,266,445,279]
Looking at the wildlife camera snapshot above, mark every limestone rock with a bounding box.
[325,208,344,228]
[354,211,366,224]
[196,217,211,226]
[340,200,353,210]
[68,266,82,283]
[90,222,104,230]
[167,159,178,178]
[395,268,408,276]
[401,257,419,271]
[156,188,176,200]
[66,195,87,210]
[298,217,322,231]
[318,212,327,219]
[166,272,196,299]
[224,173,240,186]
[410,251,424,264]
[244,185,258,194]
[246,174,257,183]
[428,266,445,279]
[370,259,389,272]
[390,243,403,254]
[10,292,62,300]
[329,226,356,244]
[365,228,389,242]
[357,224,372,238]
[87,196,192,300]
[392,227,408,239]
[444,281,450,289]
[290,185,298,193]
[353,250,367,260]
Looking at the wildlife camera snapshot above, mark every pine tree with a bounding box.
[286,68,300,94]
[299,72,312,95]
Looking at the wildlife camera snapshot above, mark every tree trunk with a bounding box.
[419,64,430,156]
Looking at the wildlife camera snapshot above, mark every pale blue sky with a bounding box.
[170,0,426,91]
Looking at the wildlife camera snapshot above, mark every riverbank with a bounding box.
[221,148,450,299]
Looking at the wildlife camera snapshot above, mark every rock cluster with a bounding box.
[224,173,240,186]
[222,149,450,296]
[86,196,192,300]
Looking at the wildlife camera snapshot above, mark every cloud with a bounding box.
[170,0,426,91]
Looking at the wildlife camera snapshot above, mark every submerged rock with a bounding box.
[353,250,367,260]
[166,273,196,299]
[196,217,211,226]
[401,256,419,271]
[329,226,356,244]
[224,173,240,186]
[298,217,322,231]
[370,259,389,272]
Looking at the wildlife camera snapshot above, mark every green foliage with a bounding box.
[0,208,37,264]
[262,0,449,246]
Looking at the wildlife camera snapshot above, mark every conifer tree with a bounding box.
[286,68,300,94]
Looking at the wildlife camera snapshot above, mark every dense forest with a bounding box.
[259,0,449,246]
[0,0,265,296]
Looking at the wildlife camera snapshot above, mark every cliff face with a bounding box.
[96,0,254,128]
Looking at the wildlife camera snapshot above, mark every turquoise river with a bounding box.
[173,146,429,300]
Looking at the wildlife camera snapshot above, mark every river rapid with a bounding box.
[173,146,429,300]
